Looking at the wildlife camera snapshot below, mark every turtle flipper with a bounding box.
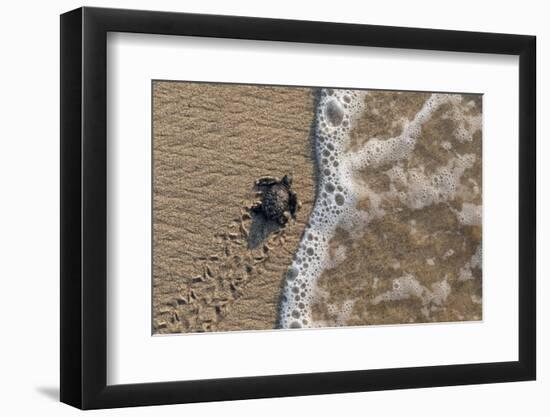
[255,176,279,187]
[250,201,263,213]
[288,190,299,220]
[279,211,291,226]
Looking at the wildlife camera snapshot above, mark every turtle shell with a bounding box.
[262,184,290,221]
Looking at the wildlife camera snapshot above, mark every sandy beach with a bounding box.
[153,81,317,333]
[153,82,482,334]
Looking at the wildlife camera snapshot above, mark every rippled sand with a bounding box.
[152,82,482,334]
[152,81,316,333]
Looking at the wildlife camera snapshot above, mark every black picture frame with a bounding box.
[60,6,536,410]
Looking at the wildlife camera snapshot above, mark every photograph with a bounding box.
[0,0,540,413]
[152,81,483,334]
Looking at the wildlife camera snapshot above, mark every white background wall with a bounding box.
[0,0,545,415]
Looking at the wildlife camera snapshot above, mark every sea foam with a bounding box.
[278,89,475,329]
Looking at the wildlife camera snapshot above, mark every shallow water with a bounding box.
[279,88,482,329]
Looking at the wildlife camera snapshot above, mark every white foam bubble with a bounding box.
[443,249,455,259]
[278,88,367,329]
[441,96,482,143]
[320,299,356,327]
[372,273,451,319]
[326,245,347,269]
[347,94,454,170]
[278,90,476,329]
[372,274,424,304]
[458,245,482,282]
[384,153,476,210]
[452,202,482,226]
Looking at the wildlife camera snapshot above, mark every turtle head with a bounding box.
[288,190,299,220]
[282,174,293,189]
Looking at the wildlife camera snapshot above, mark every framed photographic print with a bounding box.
[60,6,536,409]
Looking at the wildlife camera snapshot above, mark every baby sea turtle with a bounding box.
[251,175,300,226]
